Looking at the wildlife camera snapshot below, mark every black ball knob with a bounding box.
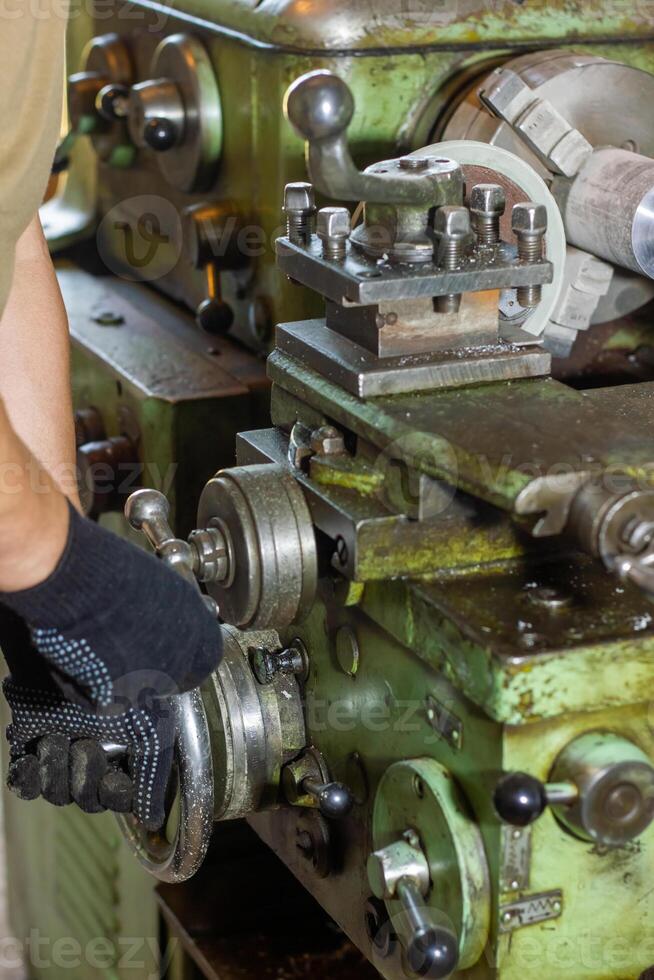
[316,781,354,819]
[493,772,548,827]
[407,925,459,979]
[195,298,234,335]
[143,117,178,152]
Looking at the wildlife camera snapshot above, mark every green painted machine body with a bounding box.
[242,355,654,979]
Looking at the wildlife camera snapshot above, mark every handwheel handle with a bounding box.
[116,688,214,883]
[493,771,577,827]
[397,878,459,979]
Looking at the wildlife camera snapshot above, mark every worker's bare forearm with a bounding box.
[0,216,79,504]
[0,397,69,591]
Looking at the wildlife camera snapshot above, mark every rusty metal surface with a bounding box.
[59,263,268,402]
[126,0,654,52]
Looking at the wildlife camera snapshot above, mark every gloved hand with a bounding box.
[0,504,222,829]
[7,733,134,815]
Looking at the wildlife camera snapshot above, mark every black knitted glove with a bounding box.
[0,504,222,829]
[2,660,175,829]
[7,733,134,815]
[0,502,221,708]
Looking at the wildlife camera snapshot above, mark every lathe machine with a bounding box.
[4,2,654,979]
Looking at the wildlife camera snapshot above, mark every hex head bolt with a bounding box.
[434,205,472,314]
[469,183,506,246]
[512,202,548,308]
[317,207,351,261]
[283,182,317,245]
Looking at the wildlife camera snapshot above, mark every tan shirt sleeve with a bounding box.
[0,4,68,315]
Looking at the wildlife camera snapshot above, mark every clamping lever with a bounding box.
[367,832,459,979]
[284,71,462,207]
[124,488,220,616]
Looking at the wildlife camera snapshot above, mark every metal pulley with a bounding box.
[127,33,222,192]
[125,463,318,630]
[196,464,318,630]
[66,33,135,168]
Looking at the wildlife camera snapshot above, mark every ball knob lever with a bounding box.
[367,833,459,979]
[397,878,459,979]
[493,772,578,827]
[302,778,354,819]
[143,117,179,152]
[284,70,355,143]
[283,70,460,207]
[124,489,218,617]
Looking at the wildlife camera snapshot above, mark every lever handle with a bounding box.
[143,117,179,152]
[493,772,578,827]
[302,778,354,819]
[124,489,220,616]
[397,878,459,979]
[367,834,459,979]
[125,489,199,587]
[284,71,461,207]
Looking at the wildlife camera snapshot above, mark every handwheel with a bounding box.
[116,688,214,883]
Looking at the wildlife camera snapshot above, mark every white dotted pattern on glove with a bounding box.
[31,628,114,707]
[4,681,159,826]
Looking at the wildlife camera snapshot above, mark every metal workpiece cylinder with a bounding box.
[559,147,654,278]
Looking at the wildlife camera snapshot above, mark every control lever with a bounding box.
[493,772,578,827]
[494,732,654,847]
[124,488,221,615]
[282,749,354,820]
[302,778,354,820]
[119,489,217,882]
[367,832,459,978]
[284,71,462,207]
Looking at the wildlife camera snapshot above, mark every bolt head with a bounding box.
[310,425,345,455]
[470,183,506,216]
[434,205,471,239]
[512,201,547,234]
[317,207,351,241]
[284,181,316,215]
